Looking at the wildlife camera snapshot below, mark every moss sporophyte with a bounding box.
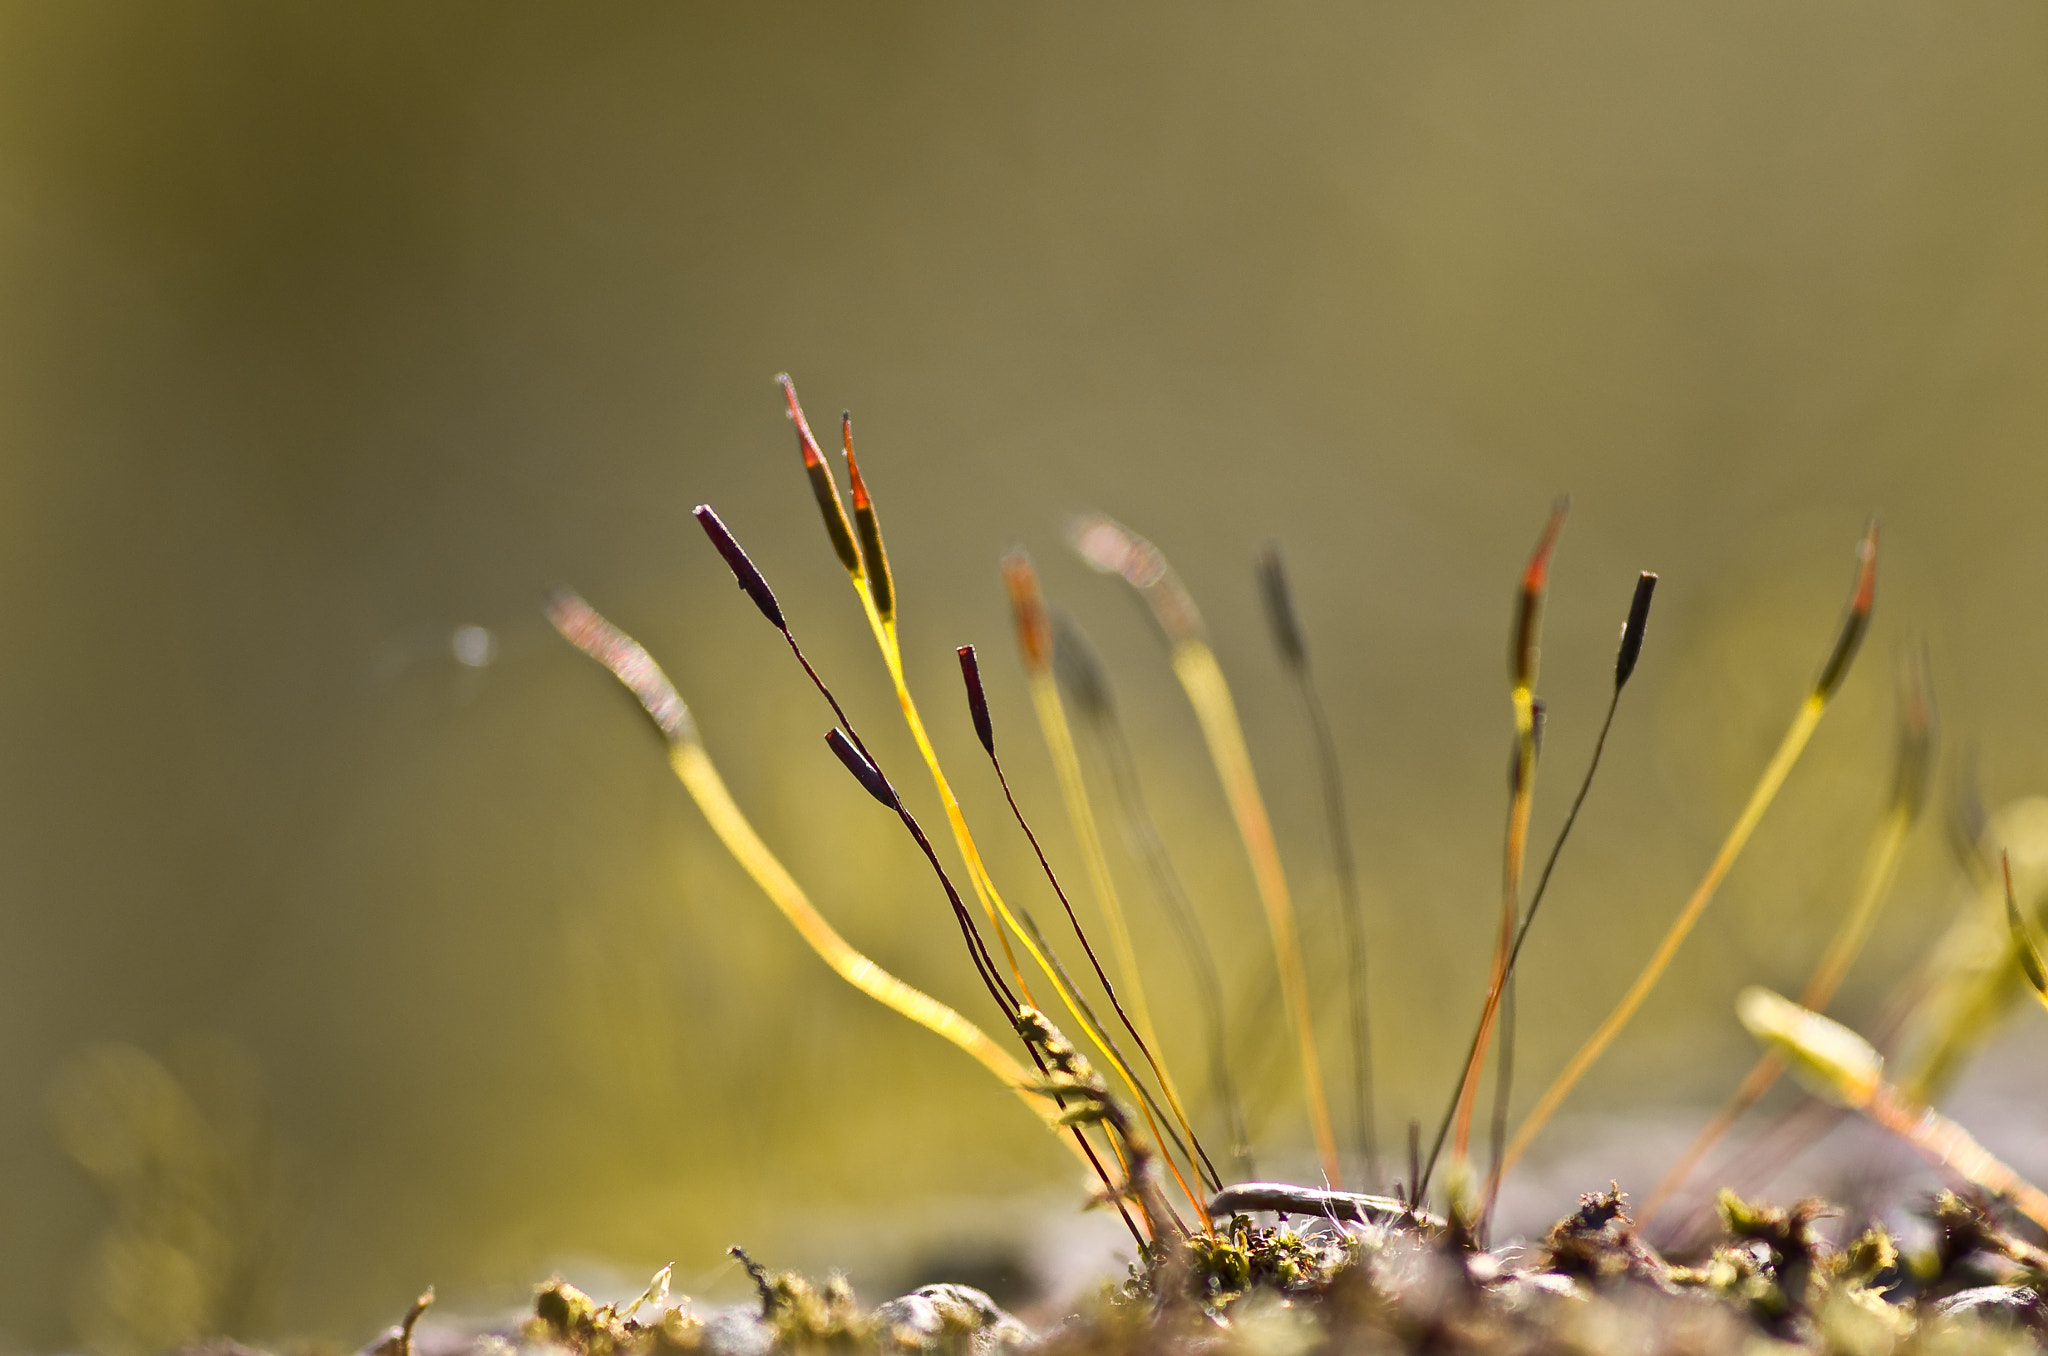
[534,376,2048,1352]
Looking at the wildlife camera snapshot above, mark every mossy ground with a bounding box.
[349,1187,2048,1356]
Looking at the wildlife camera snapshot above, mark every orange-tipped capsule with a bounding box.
[958,645,996,756]
[842,419,895,624]
[1615,572,1658,690]
[1813,518,1880,702]
[825,727,896,809]
[1001,551,1053,676]
[1510,498,1570,691]
[694,505,786,632]
[778,375,861,577]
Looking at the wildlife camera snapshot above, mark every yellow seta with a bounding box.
[1071,511,1343,1190]
[546,590,1092,1170]
[1503,520,1879,1177]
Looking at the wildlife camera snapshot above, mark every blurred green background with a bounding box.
[0,2,2044,1349]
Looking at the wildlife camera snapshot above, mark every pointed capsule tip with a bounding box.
[785,388,859,575]
[845,443,874,512]
[1520,497,1571,595]
[778,373,825,467]
[1001,551,1052,674]
[1510,500,1570,690]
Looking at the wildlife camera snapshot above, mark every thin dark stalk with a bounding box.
[818,627,1202,1235]
[1423,568,1656,1203]
[1078,1127,1149,1247]
[1505,534,1870,1176]
[802,642,1018,1018]
[694,503,1028,1018]
[1483,686,1620,1220]
[1423,685,1623,1200]
[1011,910,1193,1237]
[961,644,1216,1215]
[793,645,1168,1239]
[979,721,1224,1194]
[1485,976,1514,1239]
[1406,1120,1422,1210]
[694,500,1162,1243]
[1260,545,1378,1185]
[551,590,1137,1243]
[1074,511,1342,1185]
[1054,616,1256,1180]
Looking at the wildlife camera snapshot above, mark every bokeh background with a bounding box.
[1,3,2045,1350]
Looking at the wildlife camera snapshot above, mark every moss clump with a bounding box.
[441,1194,2048,1356]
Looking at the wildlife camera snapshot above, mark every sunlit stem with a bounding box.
[1173,640,1343,1188]
[669,742,1072,1135]
[850,592,1212,1229]
[1452,684,1538,1167]
[1504,693,1828,1174]
[874,595,1034,998]
[768,406,1207,1224]
[548,596,1092,1172]
[1862,1085,2048,1232]
[1641,801,1914,1224]
[1025,660,1217,1191]
[1062,614,1256,1178]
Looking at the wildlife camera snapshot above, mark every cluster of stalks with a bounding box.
[553,375,2048,1255]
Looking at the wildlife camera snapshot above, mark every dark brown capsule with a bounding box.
[1051,612,1113,720]
[1813,518,1879,702]
[1257,543,1307,672]
[779,375,862,577]
[958,645,996,756]
[1001,551,1052,675]
[1614,572,1658,690]
[1510,498,1569,690]
[843,428,895,624]
[825,727,897,809]
[693,504,786,631]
